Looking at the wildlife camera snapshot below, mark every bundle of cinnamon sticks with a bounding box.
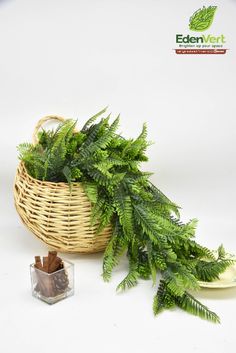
[34,251,69,298]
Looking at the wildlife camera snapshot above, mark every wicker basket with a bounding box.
[14,116,112,253]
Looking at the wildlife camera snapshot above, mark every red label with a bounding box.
[175,49,227,54]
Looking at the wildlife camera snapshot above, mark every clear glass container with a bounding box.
[30,259,74,304]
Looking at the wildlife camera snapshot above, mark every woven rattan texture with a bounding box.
[14,162,112,253]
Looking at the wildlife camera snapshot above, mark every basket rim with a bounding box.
[18,161,84,188]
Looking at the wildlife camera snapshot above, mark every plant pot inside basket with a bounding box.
[14,162,112,253]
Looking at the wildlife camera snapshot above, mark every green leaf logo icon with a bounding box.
[189,6,217,32]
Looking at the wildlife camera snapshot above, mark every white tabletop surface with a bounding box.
[0,1,236,352]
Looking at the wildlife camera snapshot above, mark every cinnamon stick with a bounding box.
[48,251,57,273]
[35,256,43,270]
[33,251,69,298]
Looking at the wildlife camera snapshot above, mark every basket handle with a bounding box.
[32,115,66,145]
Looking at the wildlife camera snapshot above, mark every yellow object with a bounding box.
[14,116,112,253]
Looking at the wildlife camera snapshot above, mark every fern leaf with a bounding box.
[102,238,116,282]
[62,165,72,184]
[116,269,139,291]
[187,241,216,260]
[87,168,111,188]
[90,197,106,226]
[81,107,108,132]
[96,202,114,234]
[153,280,175,315]
[149,182,180,218]
[94,161,114,177]
[175,292,220,323]
[45,120,76,180]
[146,242,157,285]
[133,204,162,244]
[116,256,139,291]
[103,220,126,281]
[195,258,234,282]
[137,249,151,279]
[17,143,34,159]
[83,116,120,158]
[217,244,226,259]
[83,182,98,204]
[163,270,185,297]
[114,191,133,238]
[79,119,105,155]
[122,123,151,159]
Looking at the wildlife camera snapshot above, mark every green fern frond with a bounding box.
[51,119,76,158]
[81,106,108,132]
[94,161,114,177]
[163,263,199,297]
[111,172,126,187]
[116,269,139,291]
[103,220,127,281]
[153,280,175,315]
[122,123,150,159]
[17,142,34,159]
[106,157,126,167]
[133,204,162,244]
[186,241,216,260]
[137,249,151,279]
[90,197,106,226]
[62,165,72,184]
[195,258,235,282]
[217,244,226,259]
[175,292,220,323]
[114,192,133,238]
[96,202,114,234]
[149,183,180,218]
[79,119,105,155]
[117,256,139,291]
[87,168,111,188]
[44,119,76,181]
[148,244,168,279]
[163,270,185,297]
[102,238,117,282]
[83,181,98,204]
[85,116,120,158]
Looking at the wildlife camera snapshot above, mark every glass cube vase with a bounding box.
[30,259,74,304]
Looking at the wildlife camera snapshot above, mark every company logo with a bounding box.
[189,6,217,32]
[174,5,228,55]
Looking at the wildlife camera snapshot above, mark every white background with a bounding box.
[0,0,236,352]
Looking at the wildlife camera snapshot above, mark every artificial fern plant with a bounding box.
[18,108,234,323]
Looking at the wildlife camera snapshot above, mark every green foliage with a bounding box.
[175,292,220,323]
[153,280,175,315]
[18,108,234,323]
[194,245,235,282]
[103,219,127,281]
[116,255,139,291]
[153,280,220,323]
